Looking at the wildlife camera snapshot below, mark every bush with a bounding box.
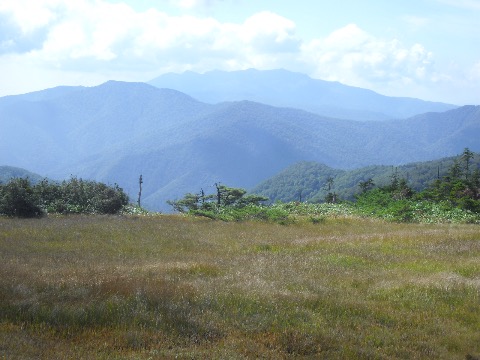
[168,185,269,214]
[120,204,151,215]
[0,178,44,218]
[1,177,129,217]
[35,177,129,215]
[190,204,292,224]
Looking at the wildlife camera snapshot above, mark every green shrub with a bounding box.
[190,204,292,224]
[1,177,129,217]
[0,178,44,218]
[35,177,129,215]
[120,204,151,215]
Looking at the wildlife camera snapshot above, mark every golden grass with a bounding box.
[0,214,479,359]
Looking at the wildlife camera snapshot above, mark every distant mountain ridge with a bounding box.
[0,79,478,211]
[149,69,457,121]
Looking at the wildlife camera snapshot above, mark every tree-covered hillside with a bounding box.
[252,151,480,204]
[0,166,43,185]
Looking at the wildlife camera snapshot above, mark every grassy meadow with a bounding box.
[0,214,479,359]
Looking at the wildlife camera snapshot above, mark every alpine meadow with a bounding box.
[1,215,479,359]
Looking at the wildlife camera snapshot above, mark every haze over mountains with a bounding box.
[1,70,479,211]
[149,69,457,121]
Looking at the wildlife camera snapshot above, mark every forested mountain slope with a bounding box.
[0,81,478,211]
[252,152,480,203]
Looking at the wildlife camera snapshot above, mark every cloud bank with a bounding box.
[0,0,478,103]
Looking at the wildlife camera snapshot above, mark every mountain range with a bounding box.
[149,69,457,121]
[1,70,479,211]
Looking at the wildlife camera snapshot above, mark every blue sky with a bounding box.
[0,0,479,104]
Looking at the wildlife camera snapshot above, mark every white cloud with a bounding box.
[241,11,299,51]
[323,24,370,50]
[0,1,300,73]
[0,0,478,104]
[0,0,59,33]
[301,24,435,91]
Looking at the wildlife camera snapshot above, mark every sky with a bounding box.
[0,0,479,105]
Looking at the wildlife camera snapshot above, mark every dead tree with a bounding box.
[137,175,143,207]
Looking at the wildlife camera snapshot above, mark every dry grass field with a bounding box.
[1,214,479,359]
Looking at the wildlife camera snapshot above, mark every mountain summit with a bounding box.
[149,69,457,121]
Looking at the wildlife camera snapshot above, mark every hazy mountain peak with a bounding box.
[149,69,457,121]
